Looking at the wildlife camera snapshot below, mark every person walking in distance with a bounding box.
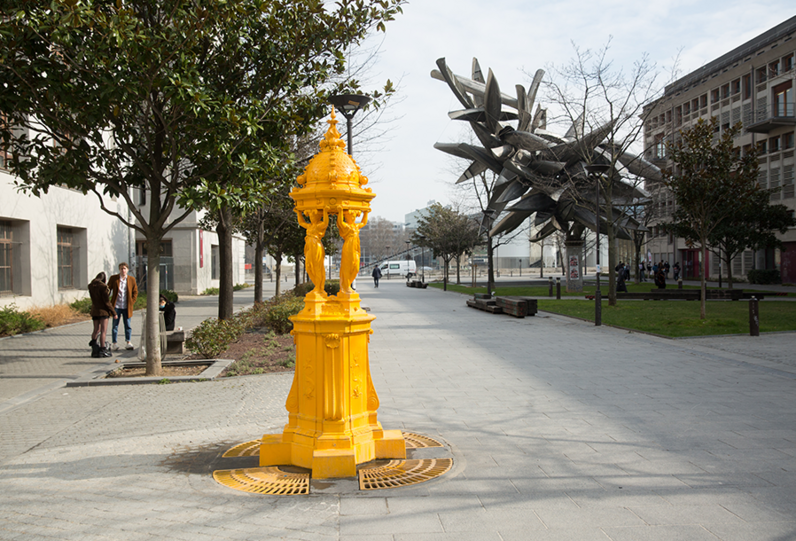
[108,262,138,350]
[371,265,382,288]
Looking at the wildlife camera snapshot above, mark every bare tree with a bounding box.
[542,38,667,304]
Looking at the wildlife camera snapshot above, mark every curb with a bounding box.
[65,359,234,387]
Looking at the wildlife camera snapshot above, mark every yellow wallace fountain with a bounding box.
[213,109,452,494]
[258,108,405,479]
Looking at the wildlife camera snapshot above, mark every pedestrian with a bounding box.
[673,261,681,281]
[639,261,646,281]
[655,267,667,289]
[616,263,628,293]
[371,265,382,288]
[664,261,670,277]
[88,272,116,358]
[652,261,659,274]
[159,294,176,331]
[108,262,138,350]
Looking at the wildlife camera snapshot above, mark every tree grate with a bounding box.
[213,467,310,495]
[402,432,444,449]
[359,459,453,490]
[222,440,260,458]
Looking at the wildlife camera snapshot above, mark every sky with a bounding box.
[342,0,795,224]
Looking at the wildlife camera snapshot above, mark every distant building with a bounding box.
[643,16,796,282]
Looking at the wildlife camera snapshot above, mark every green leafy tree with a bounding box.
[412,204,481,290]
[663,118,759,318]
[0,0,403,375]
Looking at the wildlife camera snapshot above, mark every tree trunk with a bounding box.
[607,226,617,306]
[456,255,461,285]
[726,249,734,290]
[144,243,162,376]
[216,205,234,320]
[274,256,282,297]
[487,234,495,294]
[295,253,301,287]
[254,216,264,304]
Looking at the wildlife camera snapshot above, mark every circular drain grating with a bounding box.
[213,466,310,495]
[359,458,453,490]
[213,431,452,495]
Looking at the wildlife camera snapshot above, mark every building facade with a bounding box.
[644,16,796,282]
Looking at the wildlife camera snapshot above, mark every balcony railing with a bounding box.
[746,102,796,133]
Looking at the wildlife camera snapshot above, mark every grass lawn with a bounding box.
[428,281,796,337]
[433,281,706,297]
[538,299,796,337]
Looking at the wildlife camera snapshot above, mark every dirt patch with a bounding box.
[105,364,211,378]
[186,328,295,377]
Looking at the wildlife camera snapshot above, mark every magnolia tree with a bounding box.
[0,0,403,375]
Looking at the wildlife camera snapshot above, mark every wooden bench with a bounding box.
[466,297,502,314]
[496,297,527,318]
[614,290,700,301]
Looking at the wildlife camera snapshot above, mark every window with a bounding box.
[211,244,219,280]
[57,227,74,289]
[711,88,720,103]
[757,67,767,84]
[742,74,752,99]
[731,79,741,95]
[770,61,780,79]
[773,81,793,117]
[653,134,666,160]
[136,239,172,257]
[757,140,768,155]
[771,136,781,152]
[785,132,795,149]
[700,94,708,108]
[138,187,146,206]
[785,54,795,73]
[692,98,700,112]
[683,102,691,115]
[721,83,730,99]
[0,221,11,294]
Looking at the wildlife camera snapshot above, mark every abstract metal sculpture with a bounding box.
[431,58,661,291]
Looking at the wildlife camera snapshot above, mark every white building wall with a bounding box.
[0,171,128,310]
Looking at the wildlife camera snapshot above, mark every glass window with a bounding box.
[784,133,795,149]
[742,74,752,99]
[785,54,794,73]
[211,245,219,280]
[711,88,720,103]
[757,67,767,84]
[731,79,741,95]
[57,227,73,289]
[0,221,11,294]
[771,136,781,152]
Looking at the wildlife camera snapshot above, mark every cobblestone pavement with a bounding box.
[1,281,795,540]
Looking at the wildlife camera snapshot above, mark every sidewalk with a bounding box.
[1,280,795,540]
[0,279,294,412]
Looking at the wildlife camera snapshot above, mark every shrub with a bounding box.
[233,283,251,291]
[747,269,781,285]
[28,304,83,327]
[0,304,46,337]
[134,293,147,310]
[186,316,246,358]
[202,287,220,296]
[70,297,93,315]
[265,294,304,334]
[292,280,340,297]
[160,290,179,303]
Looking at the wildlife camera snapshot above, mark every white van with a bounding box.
[379,260,417,278]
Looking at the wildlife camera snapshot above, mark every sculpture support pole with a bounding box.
[564,239,584,293]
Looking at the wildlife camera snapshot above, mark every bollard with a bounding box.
[595,289,602,326]
[556,277,561,300]
[548,277,553,297]
[678,279,683,290]
[749,296,760,336]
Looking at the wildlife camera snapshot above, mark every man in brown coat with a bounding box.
[108,262,138,350]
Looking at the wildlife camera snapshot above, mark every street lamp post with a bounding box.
[405,240,411,279]
[586,163,611,327]
[328,94,372,157]
[418,235,426,283]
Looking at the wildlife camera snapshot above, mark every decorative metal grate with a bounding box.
[213,467,310,495]
[403,432,444,449]
[222,440,261,458]
[359,459,453,491]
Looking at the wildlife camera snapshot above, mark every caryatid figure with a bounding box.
[337,209,368,295]
[297,208,329,296]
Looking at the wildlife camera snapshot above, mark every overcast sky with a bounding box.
[341,1,795,224]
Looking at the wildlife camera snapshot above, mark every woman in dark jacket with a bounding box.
[88,272,116,358]
[159,295,176,331]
